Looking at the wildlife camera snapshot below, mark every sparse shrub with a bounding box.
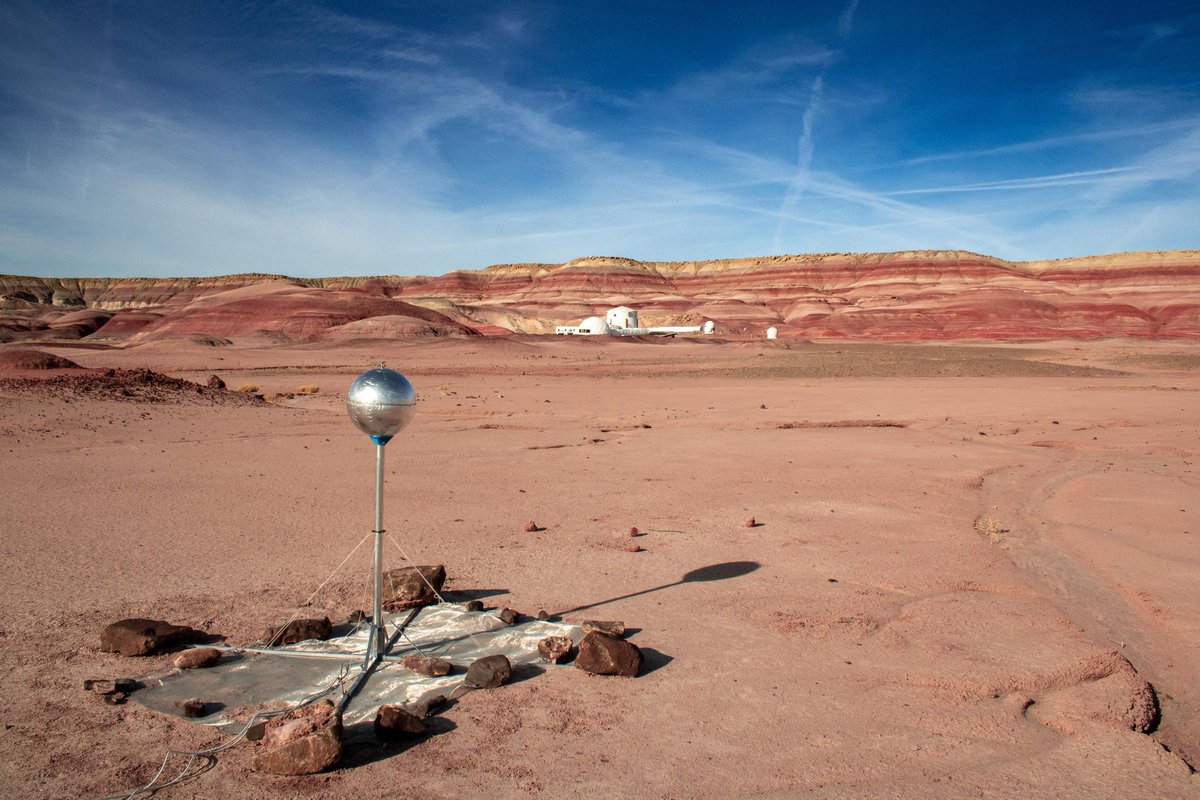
[238,383,259,393]
[297,384,319,394]
[973,517,1008,543]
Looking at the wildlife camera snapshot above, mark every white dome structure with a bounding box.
[606,306,638,330]
[765,326,778,340]
[578,316,610,335]
[702,320,715,334]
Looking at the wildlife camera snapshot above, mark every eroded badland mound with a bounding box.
[2,249,1199,343]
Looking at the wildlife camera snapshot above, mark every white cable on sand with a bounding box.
[103,666,351,800]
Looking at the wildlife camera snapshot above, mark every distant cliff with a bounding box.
[2,249,1198,342]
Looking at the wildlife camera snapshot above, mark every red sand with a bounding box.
[0,336,1197,798]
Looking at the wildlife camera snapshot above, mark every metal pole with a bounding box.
[368,442,386,667]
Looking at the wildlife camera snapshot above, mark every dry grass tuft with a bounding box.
[297,384,319,394]
[973,517,1009,544]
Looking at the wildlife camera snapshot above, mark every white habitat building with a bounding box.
[555,306,714,337]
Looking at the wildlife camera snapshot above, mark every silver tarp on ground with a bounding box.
[135,605,583,730]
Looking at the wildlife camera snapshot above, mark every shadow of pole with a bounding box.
[555,561,761,616]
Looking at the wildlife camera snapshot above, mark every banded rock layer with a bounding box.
[2,249,1198,342]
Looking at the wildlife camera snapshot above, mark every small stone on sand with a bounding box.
[374,705,426,739]
[252,700,342,776]
[575,632,642,677]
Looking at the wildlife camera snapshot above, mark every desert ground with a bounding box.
[1,335,1198,798]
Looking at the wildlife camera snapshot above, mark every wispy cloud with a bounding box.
[884,167,1140,195]
[771,75,824,252]
[871,118,1200,169]
[838,0,860,39]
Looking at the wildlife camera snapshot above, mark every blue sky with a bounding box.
[2,1,1198,277]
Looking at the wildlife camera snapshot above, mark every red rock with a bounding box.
[399,654,452,677]
[84,678,138,694]
[260,617,332,646]
[100,619,198,656]
[252,700,342,776]
[206,375,226,389]
[538,636,573,663]
[174,648,221,669]
[416,695,448,717]
[464,654,512,689]
[176,698,206,717]
[382,565,446,609]
[625,544,644,552]
[629,526,640,536]
[374,705,426,739]
[523,520,538,532]
[744,518,756,528]
[574,631,642,677]
[497,607,520,625]
[582,620,626,638]
[464,600,484,612]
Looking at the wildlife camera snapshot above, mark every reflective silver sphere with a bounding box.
[346,367,416,443]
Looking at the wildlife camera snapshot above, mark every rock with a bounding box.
[400,654,452,677]
[344,610,368,625]
[84,678,139,694]
[207,375,226,389]
[629,527,642,536]
[416,695,448,718]
[174,648,221,669]
[625,544,645,553]
[536,609,551,621]
[252,700,342,776]
[497,607,520,625]
[575,631,643,677]
[374,705,427,739]
[176,698,206,717]
[260,617,332,646]
[382,565,446,609]
[582,619,626,638]
[464,654,512,689]
[744,518,756,528]
[464,600,484,612]
[538,636,573,663]
[523,521,538,532]
[100,619,199,656]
